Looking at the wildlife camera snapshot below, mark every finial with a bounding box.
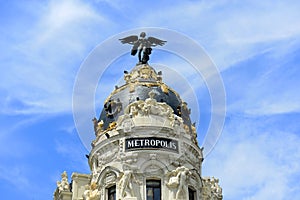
[119,32,167,64]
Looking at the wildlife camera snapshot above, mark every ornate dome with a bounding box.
[97,64,192,131]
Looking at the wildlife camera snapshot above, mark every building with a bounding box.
[54,41,223,200]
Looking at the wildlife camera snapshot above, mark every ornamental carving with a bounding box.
[191,123,198,145]
[56,171,70,192]
[201,177,223,200]
[104,99,123,119]
[82,182,101,200]
[167,166,191,199]
[96,144,119,166]
[177,102,191,125]
[117,170,141,199]
[124,90,174,120]
[92,118,104,136]
[183,143,203,168]
[124,64,159,84]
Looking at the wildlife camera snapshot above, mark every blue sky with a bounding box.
[1,0,300,199]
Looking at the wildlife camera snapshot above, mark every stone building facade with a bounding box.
[53,63,223,200]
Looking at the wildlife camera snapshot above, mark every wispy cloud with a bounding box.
[224,43,300,116]
[0,165,30,191]
[132,0,300,69]
[203,115,300,199]
[0,0,112,115]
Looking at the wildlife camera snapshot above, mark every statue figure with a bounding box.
[104,99,122,119]
[57,171,70,192]
[191,122,198,145]
[124,91,174,122]
[83,185,91,200]
[92,117,98,132]
[119,32,167,64]
[167,166,191,199]
[118,171,134,198]
[211,177,223,199]
[170,115,183,128]
[117,170,141,199]
[56,181,63,192]
[201,177,223,200]
[177,102,191,125]
[92,118,104,136]
[83,182,101,200]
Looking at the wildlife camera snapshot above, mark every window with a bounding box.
[146,180,161,200]
[188,187,196,200]
[108,185,116,200]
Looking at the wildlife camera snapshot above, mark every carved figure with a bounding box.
[83,182,101,200]
[104,99,122,119]
[83,185,90,200]
[167,166,191,199]
[118,171,134,198]
[90,153,104,183]
[177,102,191,125]
[171,115,183,128]
[56,181,63,191]
[117,170,141,199]
[139,65,153,79]
[176,167,190,199]
[119,32,167,64]
[125,90,174,120]
[92,118,104,136]
[191,123,198,145]
[57,171,70,192]
[201,177,223,200]
[92,117,98,132]
[124,65,159,84]
[211,177,223,199]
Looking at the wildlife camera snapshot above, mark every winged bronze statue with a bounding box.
[119,32,167,64]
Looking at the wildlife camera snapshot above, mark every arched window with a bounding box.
[146,180,161,200]
[188,187,196,200]
[108,185,116,200]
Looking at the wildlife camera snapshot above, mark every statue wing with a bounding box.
[119,35,138,45]
[148,37,167,46]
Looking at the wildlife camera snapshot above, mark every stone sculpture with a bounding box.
[56,171,70,192]
[117,170,141,199]
[201,177,223,200]
[82,182,101,200]
[167,166,191,199]
[119,32,167,64]
[125,90,173,120]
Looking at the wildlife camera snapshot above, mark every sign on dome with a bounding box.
[125,137,178,153]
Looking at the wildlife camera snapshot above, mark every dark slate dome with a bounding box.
[98,64,192,129]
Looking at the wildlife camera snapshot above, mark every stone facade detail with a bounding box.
[53,63,223,200]
[167,166,191,200]
[201,177,223,200]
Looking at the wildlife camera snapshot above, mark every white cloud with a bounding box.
[29,0,105,53]
[226,51,300,116]
[3,0,299,116]
[0,0,113,115]
[133,0,300,69]
[202,117,300,200]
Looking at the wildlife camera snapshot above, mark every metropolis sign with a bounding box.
[125,137,179,153]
